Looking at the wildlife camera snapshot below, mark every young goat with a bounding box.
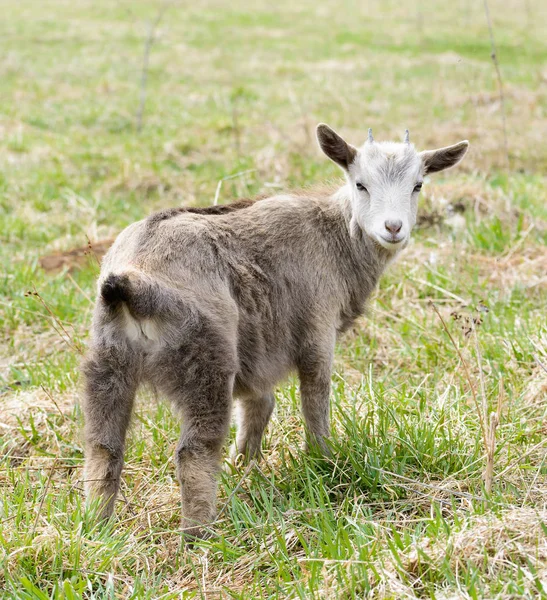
[83,124,469,536]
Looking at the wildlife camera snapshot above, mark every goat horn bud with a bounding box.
[404,129,410,144]
[368,128,374,143]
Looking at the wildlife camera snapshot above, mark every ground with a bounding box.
[1,0,546,598]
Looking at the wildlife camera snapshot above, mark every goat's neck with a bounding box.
[323,185,394,330]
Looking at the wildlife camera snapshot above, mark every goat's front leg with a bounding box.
[297,333,335,454]
[230,392,275,463]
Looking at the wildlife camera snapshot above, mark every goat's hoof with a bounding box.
[224,453,242,474]
[303,439,332,458]
[181,524,212,545]
[224,446,254,473]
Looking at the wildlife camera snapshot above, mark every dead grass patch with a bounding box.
[402,508,547,587]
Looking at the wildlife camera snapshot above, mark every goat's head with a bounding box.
[316,123,469,251]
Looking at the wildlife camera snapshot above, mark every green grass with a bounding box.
[1,0,546,597]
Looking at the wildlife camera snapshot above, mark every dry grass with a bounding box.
[1,0,546,598]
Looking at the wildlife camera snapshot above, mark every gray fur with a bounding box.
[83,124,469,537]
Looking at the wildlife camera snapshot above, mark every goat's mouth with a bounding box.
[376,233,407,250]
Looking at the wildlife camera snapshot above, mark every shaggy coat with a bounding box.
[83,124,468,536]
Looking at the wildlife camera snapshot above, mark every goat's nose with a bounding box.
[384,219,403,234]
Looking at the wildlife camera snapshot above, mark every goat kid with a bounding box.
[83,124,468,537]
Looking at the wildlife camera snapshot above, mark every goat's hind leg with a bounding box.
[158,340,235,539]
[82,343,139,521]
[174,379,233,539]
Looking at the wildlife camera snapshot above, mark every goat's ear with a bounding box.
[316,123,357,171]
[420,141,469,174]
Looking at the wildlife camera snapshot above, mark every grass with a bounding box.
[1,0,546,597]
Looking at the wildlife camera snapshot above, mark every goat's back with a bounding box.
[92,193,376,396]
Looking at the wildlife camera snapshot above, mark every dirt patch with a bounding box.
[39,239,112,273]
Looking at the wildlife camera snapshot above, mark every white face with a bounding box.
[316,123,469,253]
[347,142,422,251]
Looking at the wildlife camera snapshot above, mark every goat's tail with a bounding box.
[101,272,133,307]
[100,271,186,343]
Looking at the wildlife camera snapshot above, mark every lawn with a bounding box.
[1,0,546,597]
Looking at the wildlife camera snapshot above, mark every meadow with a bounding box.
[1,0,546,597]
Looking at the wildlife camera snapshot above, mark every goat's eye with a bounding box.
[356,182,367,192]
[414,183,423,193]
